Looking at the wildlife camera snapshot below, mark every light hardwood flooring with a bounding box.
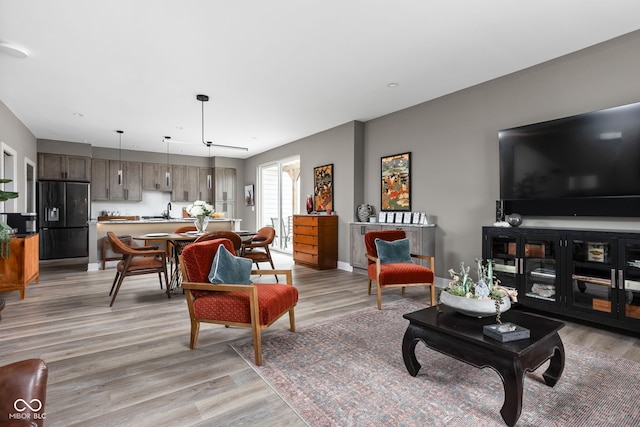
[1,253,639,426]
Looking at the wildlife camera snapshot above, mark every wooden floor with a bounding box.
[1,253,639,426]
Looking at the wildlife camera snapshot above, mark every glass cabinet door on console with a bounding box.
[618,240,640,326]
[483,229,519,291]
[567,236,617,320]
[521,234,562,309]
[484,229,562,307]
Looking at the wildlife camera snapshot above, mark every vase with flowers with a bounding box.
[185,200,214,233]
[440,259,518,323]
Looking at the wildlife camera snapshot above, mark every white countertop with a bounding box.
[93,218,238,224]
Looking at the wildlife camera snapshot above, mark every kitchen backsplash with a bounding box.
[91,191,190,219]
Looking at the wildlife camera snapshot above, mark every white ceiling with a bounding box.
[2,1,640,159]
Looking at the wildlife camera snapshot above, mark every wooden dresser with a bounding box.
[0,234,40,299]
[292,215,338,270]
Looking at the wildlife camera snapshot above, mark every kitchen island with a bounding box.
[93,217,240,270]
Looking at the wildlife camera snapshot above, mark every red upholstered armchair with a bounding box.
[364,230,436,310]
[179,238,298,365]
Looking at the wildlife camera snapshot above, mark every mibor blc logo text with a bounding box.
[8,398,46,421]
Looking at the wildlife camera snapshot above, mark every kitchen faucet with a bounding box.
[164,202,172,219]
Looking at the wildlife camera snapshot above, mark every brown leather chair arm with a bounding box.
[0,359,48,427]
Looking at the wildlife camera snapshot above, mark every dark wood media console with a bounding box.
[483,226,640,332]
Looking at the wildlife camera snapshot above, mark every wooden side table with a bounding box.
[0,234,40,299]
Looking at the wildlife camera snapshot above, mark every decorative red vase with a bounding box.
[306,195,314,214]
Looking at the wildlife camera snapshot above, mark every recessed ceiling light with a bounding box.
[387,82,399,88]
[0,42,29,58]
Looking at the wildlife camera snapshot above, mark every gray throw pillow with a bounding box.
[208,244,253,285]
[375,238,412,264]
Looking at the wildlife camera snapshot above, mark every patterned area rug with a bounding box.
[232,300,640,427]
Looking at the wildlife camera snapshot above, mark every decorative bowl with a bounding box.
[506,213,523,227]
[440,290,511,318]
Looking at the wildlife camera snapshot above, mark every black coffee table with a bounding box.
[402,306,565,427]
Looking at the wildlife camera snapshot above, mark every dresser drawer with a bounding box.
[294,216,319,226]
[293,250,319,265]
[293,242,318,255]
[293,224,318,235]
[293,234,318,245]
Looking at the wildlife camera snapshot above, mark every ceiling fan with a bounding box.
[162,94,248,152]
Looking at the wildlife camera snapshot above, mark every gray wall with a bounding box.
[364,30,640,274]
[242,121,364,262]
[0,100,37,210]
[242,30,640,275]
[5,29,640,275]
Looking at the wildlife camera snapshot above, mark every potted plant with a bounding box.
[0,179,19,259]
[440,259,518,323]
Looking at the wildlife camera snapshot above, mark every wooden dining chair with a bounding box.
[107,231,169,307]
[167,225,198,275]
[241,226,277,281]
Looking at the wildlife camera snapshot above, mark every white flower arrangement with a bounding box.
[185,200,214,218]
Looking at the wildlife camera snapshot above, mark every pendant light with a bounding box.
[196,94,210,148]
[116,130,123,185]
[194,93,248,151]
[165,136,171,187]
[207,144,213,190]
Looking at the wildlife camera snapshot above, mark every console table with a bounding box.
[402,306,565,427]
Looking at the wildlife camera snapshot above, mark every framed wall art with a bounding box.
[244,184,254,206]
[381,152,411,211]
[314,163,334,211]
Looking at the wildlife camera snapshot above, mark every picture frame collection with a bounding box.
[377,211,429,225]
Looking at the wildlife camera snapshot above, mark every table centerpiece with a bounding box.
[440,259,518,322]
[185,200,215,233]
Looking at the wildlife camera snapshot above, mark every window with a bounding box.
[258,156,300,251]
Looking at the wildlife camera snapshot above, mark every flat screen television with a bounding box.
[499,101,640,217]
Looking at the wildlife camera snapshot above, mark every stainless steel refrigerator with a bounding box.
[38,181,89,259]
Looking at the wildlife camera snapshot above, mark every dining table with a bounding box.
[133,231,256,293]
